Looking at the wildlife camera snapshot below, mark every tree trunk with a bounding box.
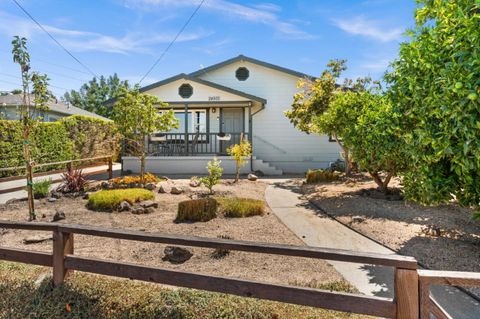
[23,126,35,221]
[140,137,145,186]
[235,162,240,183]
[334,135,352,176]
[370,171,393,193]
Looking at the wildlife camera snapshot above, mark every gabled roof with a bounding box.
[139,73,267,104]
[0,94,109,120]
[189,54,316,80]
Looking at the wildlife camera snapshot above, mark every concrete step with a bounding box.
[252,156,283,176]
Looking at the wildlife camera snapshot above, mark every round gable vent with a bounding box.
[178,83,193,98]
[235,67,249,81]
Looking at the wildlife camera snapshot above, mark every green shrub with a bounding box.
[216,197,265,218]
[176,198,218,222]
[305,169,340,183]
[32,178,52,199]
[200,157,223,194]
[87,188,154,211]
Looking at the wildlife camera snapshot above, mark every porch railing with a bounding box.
[146,132,249,156]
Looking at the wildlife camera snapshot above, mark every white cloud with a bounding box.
[0,11,209,54]
[333,16,403,42]
[124,0,315,40]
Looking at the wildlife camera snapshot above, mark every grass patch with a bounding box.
[32,178,52,199]
[216,197,265,218]
[290,279,358,293]
[176,198,218,222]
[0,261,370,319]
[87,188,154,211]
[306,169,341,184]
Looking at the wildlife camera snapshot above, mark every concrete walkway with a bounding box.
[265,181,480,319]
[0,164,121,204]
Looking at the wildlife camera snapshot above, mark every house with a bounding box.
[0,94,108,121]
[122,55,341,175]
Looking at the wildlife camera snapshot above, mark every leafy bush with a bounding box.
[306,169,340,184]
[110,173,159,186]
[87,188,154,211]
[216,197,265,218]
[32,178,52,199]
[200,157,223,194]
[57,169,89,194]
[176,198,218,222]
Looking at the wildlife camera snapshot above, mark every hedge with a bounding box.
[0,115,119,178]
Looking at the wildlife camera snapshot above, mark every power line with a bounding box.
[0,73,70,91]
[138,0,205,85]
[11,0,98,78]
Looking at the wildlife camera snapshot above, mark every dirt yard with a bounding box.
[0,179,343,288]
[302,174,480,295]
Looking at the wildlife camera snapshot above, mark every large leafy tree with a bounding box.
[11,36,52,220]
[386,0,480,213]
[113,88,178,183]
[63,74,129,118]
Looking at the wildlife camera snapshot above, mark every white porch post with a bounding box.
[248,102,253,172]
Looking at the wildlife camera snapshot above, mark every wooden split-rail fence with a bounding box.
[0,221,478,319]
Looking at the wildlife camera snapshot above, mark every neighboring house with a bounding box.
[0,94,108,121]
[121,55,341,175]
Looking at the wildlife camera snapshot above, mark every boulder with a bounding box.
[139,200,158,209]
[47,197,57,203]
[23,235,53,245]
[352,216,365,223]
[247,173,258,181]
[189,180,201,188]
[144,207,155,214]
[101,181,109,189]
[158,185,167,194]
[131,207,145,214]
[118,201,132,212]
[145,183,156,190]
[52,210,66,222]
[82,192,91,200]
[50,191,62,199]
[170,186,184,195]
[162,246,193,264]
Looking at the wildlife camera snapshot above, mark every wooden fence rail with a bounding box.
[0,222,478,318]
[0,156,113,194]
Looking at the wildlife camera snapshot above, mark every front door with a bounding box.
[220,108,244,153]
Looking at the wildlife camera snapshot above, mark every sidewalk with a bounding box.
[0,164,121,204]
[264,180,480,319]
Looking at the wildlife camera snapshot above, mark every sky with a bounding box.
[0,0,417,97]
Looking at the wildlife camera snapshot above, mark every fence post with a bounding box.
[66,160,73,174]
[108,157,113,179]
[395,268,419,319]
[53,230,74,286]
[419,279,430,319]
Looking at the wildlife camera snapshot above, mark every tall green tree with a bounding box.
[386,0,480,215]
[11,36,52,220]
[113,88,178,183]
[63,74,129,118]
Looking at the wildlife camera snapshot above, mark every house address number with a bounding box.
[208,96,220,101]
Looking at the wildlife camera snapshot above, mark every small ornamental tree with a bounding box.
[227,136,252,182]
[11,36,52,220]
[113,88,178,184]
[386,0,480,216]
[200,157,223,194]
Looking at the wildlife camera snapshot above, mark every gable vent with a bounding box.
[235,67,249,81]
[178,83,193,98]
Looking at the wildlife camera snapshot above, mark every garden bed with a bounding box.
[0,179,343,289]
[302,174,480,296]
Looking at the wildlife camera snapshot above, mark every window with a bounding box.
[235,67,249,81]
[178,83,193,98]
[169,110,206,133]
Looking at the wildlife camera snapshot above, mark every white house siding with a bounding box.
[196,60,341,173]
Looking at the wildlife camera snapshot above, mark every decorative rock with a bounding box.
[118,201,132,212]
[158,185,167,194]
[131,207,145,214]
[139,200,158,209]
[51,191,62,199]
[247,173,258,181]
[23,235,53,244]
[52,210,66,222]
[41,213,47,219]
[189,180,201,188]
[162,246,193,264]
[144,207,155,214]
[101,181,109,189]
[83,192,91,200]
[145,183,156,190]
[352,216,365,223]
[47,197,57,203]
[170,186,184,195]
